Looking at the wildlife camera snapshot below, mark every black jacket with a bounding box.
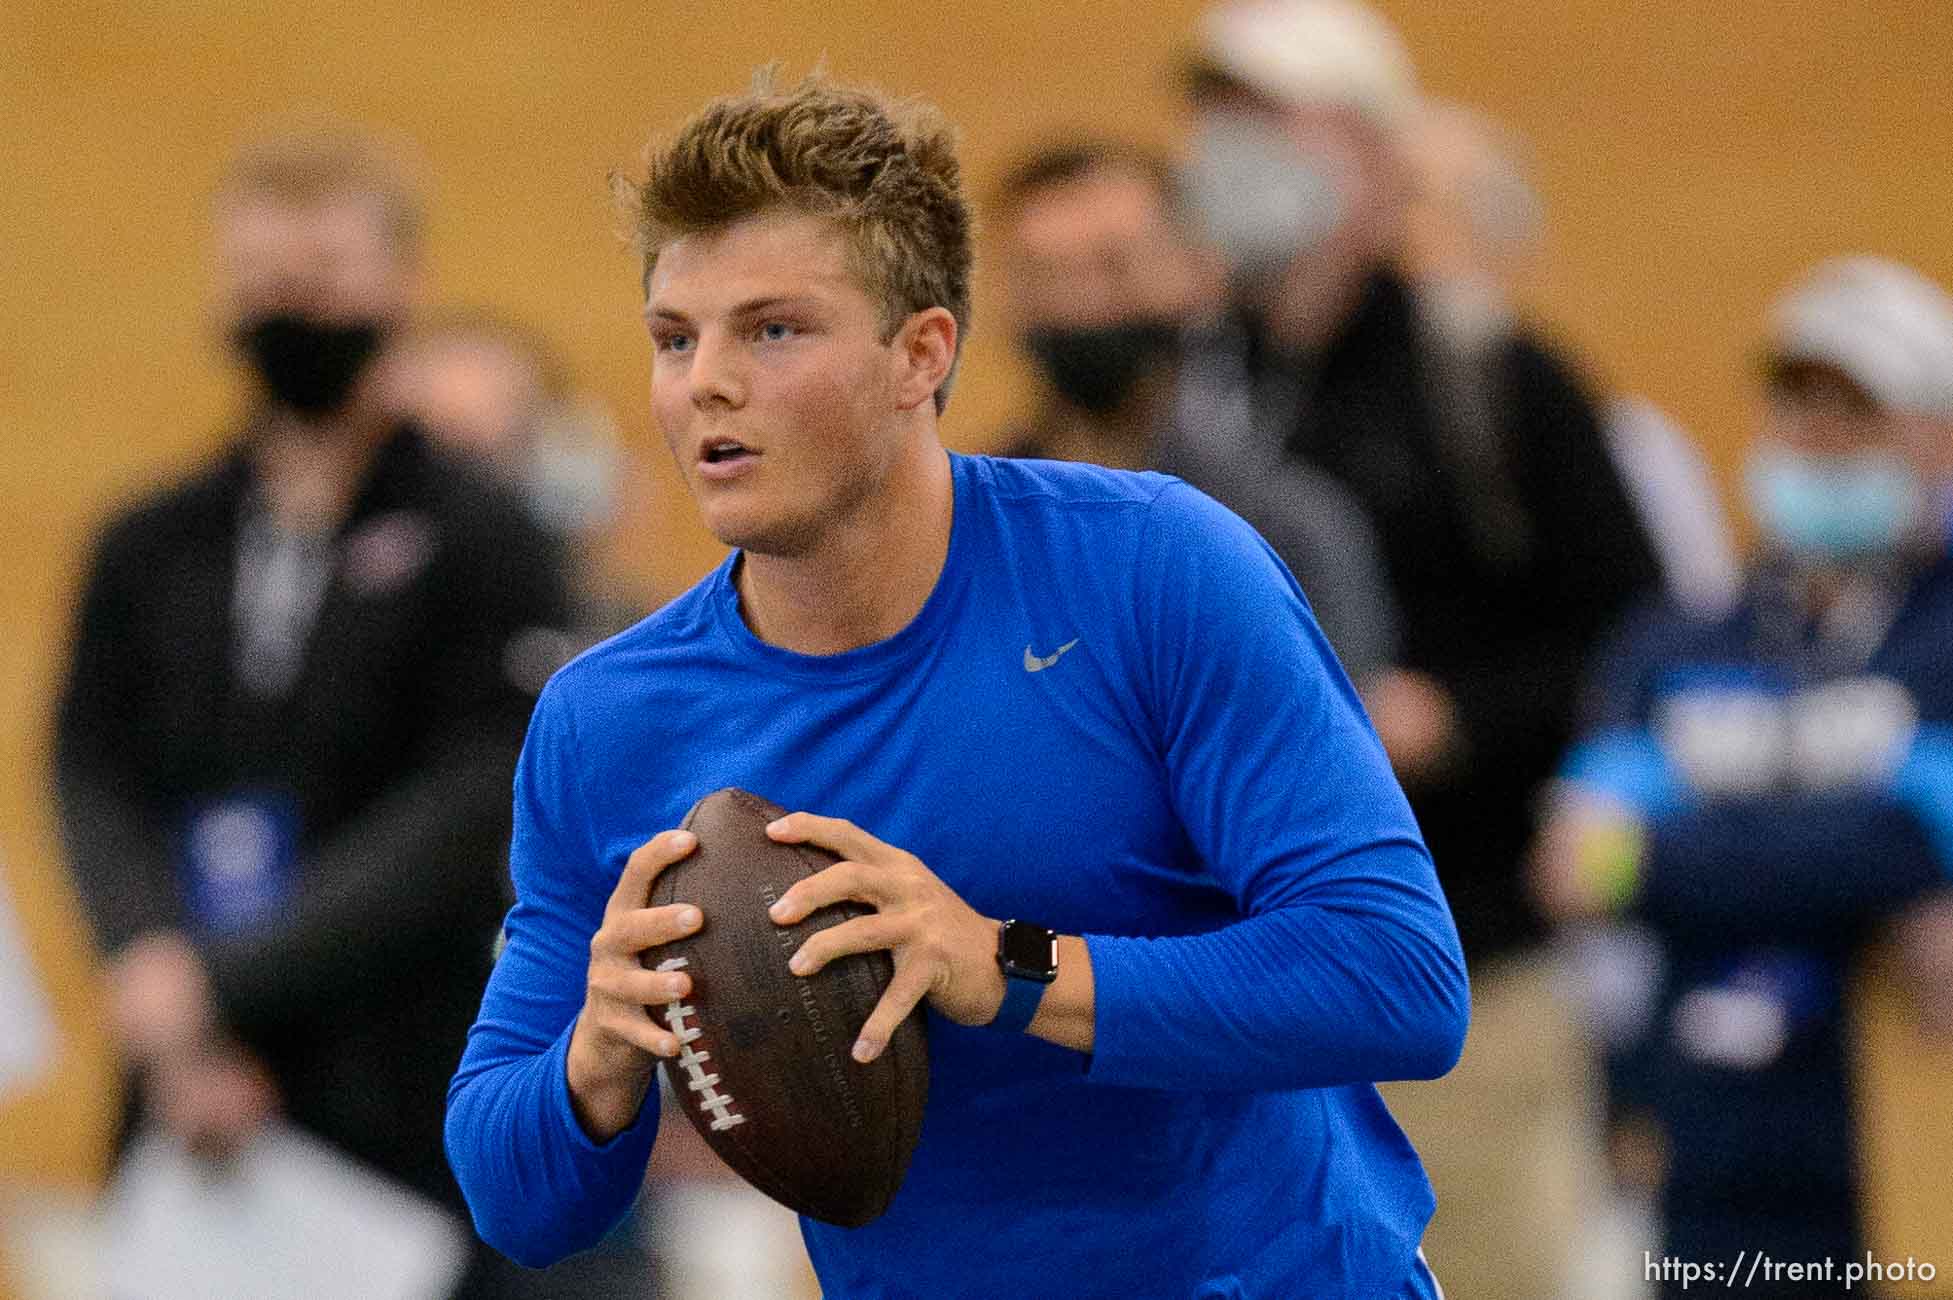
[1275,270,1662,962]
[55,423,569,1208]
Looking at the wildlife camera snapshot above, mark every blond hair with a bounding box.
[621,72,973,412]
[216,120,425,255]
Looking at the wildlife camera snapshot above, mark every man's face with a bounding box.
[1187,85,1403,300]
[1761,361,1902,460]
[405,336,545,463]
[214,192,414,331]
[646,211,920,556]
[1003,166,1213,333]
[1746,358,1938,560]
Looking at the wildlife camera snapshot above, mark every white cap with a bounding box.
[1769,256,1953,419]
[1192,0,1419,134]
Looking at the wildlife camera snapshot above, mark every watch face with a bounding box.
[999,921,1058,981]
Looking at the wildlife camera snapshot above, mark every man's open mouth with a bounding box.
[701,438,754,464]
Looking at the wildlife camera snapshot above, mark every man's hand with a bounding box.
[1364,668,1462,785]
[147,1041,281,1165]
[565,829,705,1143]
[107,931,216,1064]
[764,813,1006,1064]
[1530,786,1647,924]
[107,933,281,1164]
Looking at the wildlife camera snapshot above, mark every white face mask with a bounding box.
[1184,115,1347,286]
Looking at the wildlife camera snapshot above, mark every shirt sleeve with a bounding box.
[1158,417,1400,683]
[1084,482,1469,1092]
[1634,794,1946,949]
[54,513,186,951]
[444,678,661,1267]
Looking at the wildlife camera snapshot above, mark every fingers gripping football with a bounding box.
[765,813,1006,1061]
[566,828,705,1141]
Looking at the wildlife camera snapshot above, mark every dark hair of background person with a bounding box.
[989,139,1188,229]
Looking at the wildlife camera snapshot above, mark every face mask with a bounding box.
[1024,319,1182,416]
[1744,442,1924,560]
[1184,115,1346,285]
[236,312,385,415]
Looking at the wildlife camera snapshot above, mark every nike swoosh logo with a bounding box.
[1023,638,1080,672]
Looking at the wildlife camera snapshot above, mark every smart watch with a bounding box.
[991,919,1058,1033]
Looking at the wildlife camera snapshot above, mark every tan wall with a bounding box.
[5,0,1949,1281]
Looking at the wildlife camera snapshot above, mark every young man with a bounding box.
[446,74,1466,1298]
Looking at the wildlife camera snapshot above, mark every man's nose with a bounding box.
[688,329,747,410]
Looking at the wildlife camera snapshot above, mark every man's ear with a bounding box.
[1900,412,1953,484]
[892,307,957,412]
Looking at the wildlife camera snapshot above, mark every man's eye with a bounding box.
[656,333,693,354]
[758,321,797,342]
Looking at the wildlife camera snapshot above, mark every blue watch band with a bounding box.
[991,971,1049,1034]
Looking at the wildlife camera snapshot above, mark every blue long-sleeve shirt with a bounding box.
[447,453,1466,1298]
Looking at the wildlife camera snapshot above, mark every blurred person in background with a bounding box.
[990,142,1218,472]
[1533,256,1953,1296]
[1177,2,1662,1295]
[397,312,642,653]
[51,123,587,1298]
[1403,100,1741,619]
[1402,100,1746,1290]
[992,139,1398,682]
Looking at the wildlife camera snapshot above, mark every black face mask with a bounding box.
[235,312,385,416]
[1024,319,1182,416]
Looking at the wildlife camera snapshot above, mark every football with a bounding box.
[645,787,930,1227]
